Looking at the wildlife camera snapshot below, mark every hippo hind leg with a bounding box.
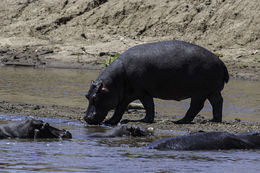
[208,91,223,122]
[175,96,207,124]
[139,95,155,123]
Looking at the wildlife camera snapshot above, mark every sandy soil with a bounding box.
[0,0,259,135]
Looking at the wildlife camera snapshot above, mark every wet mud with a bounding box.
[1,101,260,138]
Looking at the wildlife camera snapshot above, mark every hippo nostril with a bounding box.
[41,123,49,129]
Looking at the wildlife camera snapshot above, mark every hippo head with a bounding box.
[34,121,72,139]
[11,119,71,139]
[84,80,115,125]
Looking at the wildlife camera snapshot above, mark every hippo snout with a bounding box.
[35,122,72,139]
[60,130,72,139]
[84,108,106,125]
[84,115,101,125]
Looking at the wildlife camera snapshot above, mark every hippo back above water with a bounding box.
[84,40,229,125]
[147,132,260,150]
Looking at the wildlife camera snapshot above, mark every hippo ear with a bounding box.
[100,83,109,93]
[85,92,90,99]
[101,86,109,93]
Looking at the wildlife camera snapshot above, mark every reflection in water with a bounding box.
[0,67,98,107]
[0,115,260,172]
[0,66,259,121]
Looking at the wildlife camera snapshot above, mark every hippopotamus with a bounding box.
[147,131,260,150]
[84,40,229,125]
[0,118,72,139]
[89,124,152,138]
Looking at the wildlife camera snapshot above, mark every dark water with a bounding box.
[0,115,260,173]
[0,66,260,172]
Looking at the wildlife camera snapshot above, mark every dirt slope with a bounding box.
[0,0,259,79]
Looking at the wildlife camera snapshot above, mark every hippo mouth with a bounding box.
[56,129,72,139]
[84,115,105,125]
[84,105,107,125]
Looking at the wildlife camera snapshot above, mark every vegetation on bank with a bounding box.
[104,54,120,67]
[215,52,223,57]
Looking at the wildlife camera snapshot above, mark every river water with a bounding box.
[0,66,260,172]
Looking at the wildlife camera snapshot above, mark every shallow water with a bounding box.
[0,66,259,121]
[0,115,260,173]
[0,66,260,172]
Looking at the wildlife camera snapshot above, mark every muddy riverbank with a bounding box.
[0,66,259,136]
[1,42,260,81]
[1,100,260,137]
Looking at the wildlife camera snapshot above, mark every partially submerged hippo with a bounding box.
[85,40,229,125]
[0,118,72,139]
[147,132,260,150]
[89,124,152,138]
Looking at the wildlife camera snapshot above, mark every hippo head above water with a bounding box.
[33,120,72,139]
[0,119,72,139]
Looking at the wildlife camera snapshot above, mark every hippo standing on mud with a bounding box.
[147,132,260,150]
[84,40,229,125]
[0,118,72,139]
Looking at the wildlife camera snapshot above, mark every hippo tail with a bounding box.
[222,62,229,83]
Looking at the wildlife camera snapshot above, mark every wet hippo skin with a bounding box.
[148,131,260,150]
[0,118,72,139]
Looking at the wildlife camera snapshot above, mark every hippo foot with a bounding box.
[140,118,154,123]
[209,118,222,123]
[104,119,119,126]
[174,118,194,124]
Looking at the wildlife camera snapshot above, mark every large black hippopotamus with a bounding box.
[147,132,260,150]
[0,118,72,139]
[84,40,229,125]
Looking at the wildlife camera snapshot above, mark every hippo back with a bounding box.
[118,40,228,100]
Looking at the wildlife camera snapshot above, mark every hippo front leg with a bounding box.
[104,99,132,125]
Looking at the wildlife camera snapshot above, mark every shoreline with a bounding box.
[1,100,260,137]
[1,42,259,81]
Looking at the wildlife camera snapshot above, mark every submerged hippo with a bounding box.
[0,118,72,139]
[84,40,229,125]
[89,124,152,138]
[147,132,260,150]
